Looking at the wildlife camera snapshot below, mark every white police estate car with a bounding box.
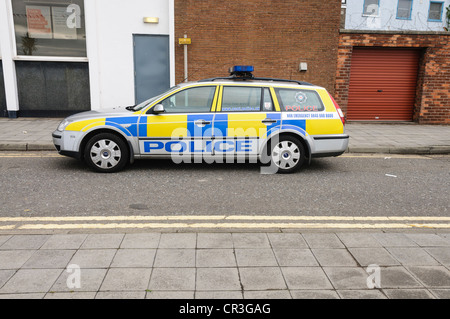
[53,66,349,173]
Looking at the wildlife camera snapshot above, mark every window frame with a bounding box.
[274,87,325,113]
[428,1,444,22]
[147,85,218,114]
[11,0,88,59]
[362,0,380,16]
[396,0,414,20]
[220,85,271,113]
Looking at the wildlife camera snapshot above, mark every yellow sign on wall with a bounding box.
[179,38,191,45]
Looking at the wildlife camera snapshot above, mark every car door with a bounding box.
[213,85,281,158]
[138,85,218,157]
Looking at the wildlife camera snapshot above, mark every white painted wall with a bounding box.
[85,0,174,110]
[345,0,450,31]
[0,0,19,113]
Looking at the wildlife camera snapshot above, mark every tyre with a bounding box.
[84,133,129,173]
[269,136,305,174]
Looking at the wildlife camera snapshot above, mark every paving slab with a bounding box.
[267,233,308,249]
[302,233,344,249]
[197,233,234,249]
[100,268,152,291]
[0,235,50,250]
[153,249,195,268]
[407,266,450,288]
[337,290,387,299]
[239,267,286,290]
[148,268,196,291]
[68,249,117,269]
[290,290,340,299]
[196,249,236,267]
[312,249,358,267]
[424,247,450,265]
[21,250,76,269]
[0,250,36,269]
[159,233,197,249]
[348,247,401,266]
[110,249,156,268]
[120,233,161,249]
[232,233,270,249]
[40,234,88,250]
[386,247,440,266]
[322,267,369,290]
[51,268,107,292]
[196,268,241,291]
[272,249,319,267]
[282,267,333,290]
[235,249,278,267]
[80,234,124,249]
[0,269,63,294]
[383,289,435,299]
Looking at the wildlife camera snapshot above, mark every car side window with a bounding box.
[158,86,216,113]
[221,86,262,112]
[275,88,324,112]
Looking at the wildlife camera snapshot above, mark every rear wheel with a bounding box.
[270,136,305,174]
[84,133,129,173]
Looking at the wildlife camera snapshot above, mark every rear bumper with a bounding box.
[310,134,349,157]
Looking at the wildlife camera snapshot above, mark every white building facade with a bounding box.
[343,0,450,31]
[0,0,175,118]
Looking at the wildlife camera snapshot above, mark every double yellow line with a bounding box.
[1,215,450,230]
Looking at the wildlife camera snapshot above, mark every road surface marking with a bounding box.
[0,215,449,230]
[15,222,450,230]
[2,215,450,222]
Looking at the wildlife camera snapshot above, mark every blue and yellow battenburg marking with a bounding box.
[63,83,344,156]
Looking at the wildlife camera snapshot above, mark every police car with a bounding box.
[52,66,349,173]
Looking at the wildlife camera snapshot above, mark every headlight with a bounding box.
[57,119,71,132]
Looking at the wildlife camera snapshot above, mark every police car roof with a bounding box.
[192,77,323,89]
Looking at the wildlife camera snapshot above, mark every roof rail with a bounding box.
[198,76,314,86]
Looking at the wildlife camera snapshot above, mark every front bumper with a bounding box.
[52,130,82,159]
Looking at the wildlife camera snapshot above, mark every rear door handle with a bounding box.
[262,118,277,124]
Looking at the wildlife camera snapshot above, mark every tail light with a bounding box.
[328,93,345,125]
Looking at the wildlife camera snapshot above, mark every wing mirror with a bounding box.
[153,104,165,114]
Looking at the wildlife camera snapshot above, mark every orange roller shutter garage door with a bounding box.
[347,47,420,121]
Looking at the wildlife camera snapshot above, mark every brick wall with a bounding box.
[174,0,341,94]
[335,32,450,124]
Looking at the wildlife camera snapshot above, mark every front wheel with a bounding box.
[270,136,305,174]
[84,133,129,173]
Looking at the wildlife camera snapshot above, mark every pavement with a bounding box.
[0,117,449,300]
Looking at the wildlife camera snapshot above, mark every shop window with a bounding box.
[12,0,86,57]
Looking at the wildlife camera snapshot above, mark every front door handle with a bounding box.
[194,120,211,127]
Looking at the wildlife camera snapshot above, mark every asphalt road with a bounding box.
[0,152,448,220]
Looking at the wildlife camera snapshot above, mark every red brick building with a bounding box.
[335,31,450,125]
[174,0,341,94]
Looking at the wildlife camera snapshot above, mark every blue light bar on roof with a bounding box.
[230,65,254,73]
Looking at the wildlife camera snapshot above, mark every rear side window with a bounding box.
[221,86,261,112]
[275,88,324,112]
